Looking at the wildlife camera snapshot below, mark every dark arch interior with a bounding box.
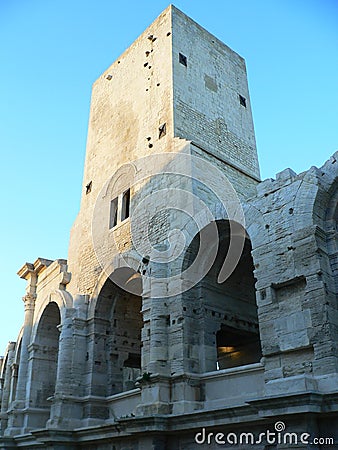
[183,220,262,372]
[9,339,21,404]
[93,268,143,396]
[34,302,60,408]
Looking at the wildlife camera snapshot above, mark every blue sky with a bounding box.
[0,0,337,353]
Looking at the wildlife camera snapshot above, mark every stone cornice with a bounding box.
[247,391,331,417]
[17,258,53,280]
[33,257,53,275]
[17,262,34,280]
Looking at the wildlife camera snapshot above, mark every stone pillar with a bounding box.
[47,308,83,429]
[142,258,169,376]
[14,293,36,406]
[8,364,18,405]
[54,309,75,396]
[137,261,171,416]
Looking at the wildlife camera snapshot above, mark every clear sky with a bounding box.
[0,0,337,354]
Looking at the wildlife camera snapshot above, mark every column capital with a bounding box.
[22,293,37,303]
[22,294,37,311]
[17,258,52,298]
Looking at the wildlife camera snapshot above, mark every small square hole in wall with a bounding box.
[158,123,166,139]
[239,94,247,107]
[179,53,187,67]
[85,181,92,194]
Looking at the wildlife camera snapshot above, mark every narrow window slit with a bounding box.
[121,188,130,221]
[110,197,118,228]
[179,53,187,67]
[86,181,92,194]
[239,94,247,107]
[159,123,166,139]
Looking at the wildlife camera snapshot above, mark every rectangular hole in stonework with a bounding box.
[110,197,118,228]
[239,94,247,107]
[121,188,130,221]
[179,53,187,67]
[159,123,166,139]
[86,181,92,194]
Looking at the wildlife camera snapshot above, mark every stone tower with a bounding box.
[66,4,260,300]
[0,5,337,450]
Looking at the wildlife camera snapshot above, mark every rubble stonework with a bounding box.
[0,5,337,449]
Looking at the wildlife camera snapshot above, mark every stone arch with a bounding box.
[85,266,143,421]
[8,328,23,405]
[181,219,261,373]
[102,161,137,200]
[13,327,23,365]
[88,254,142,320]
[309,155,338,296]
[294,152,338,231]
[32,290,72,342]
[0,342,16,432]
[0,353,10,431]
[30,302,61,412]
[322,168,338,295]
[326,185,338,229]
[0,342,15,381]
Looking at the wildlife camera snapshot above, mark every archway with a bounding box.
[8,338,21,405]
[325,184,338,295]
[31,302,60,409]
[91,268,143,397]
[182,220,262,372]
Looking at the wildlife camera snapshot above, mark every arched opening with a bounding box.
[9,339,21,404]
[0,354,9,433]
[92,268,143,397]
[32,302,60,409]
[0,342,16,432]
[0,354,9,415]
[183,220,262,372]
[325,187,338,294]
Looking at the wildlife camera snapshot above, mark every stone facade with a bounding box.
[0,5,337,449]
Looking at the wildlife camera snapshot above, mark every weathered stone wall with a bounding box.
[172,7,259,180]
[246,153,338,397]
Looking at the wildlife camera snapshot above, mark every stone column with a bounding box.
[14,293,36,406]
[142,260,169,376]
[137,260,171,416]
[54,308,75,396]
[47,307,83,429]
[8,364,18,405]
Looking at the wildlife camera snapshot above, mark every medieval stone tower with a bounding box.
[0,5,337,449]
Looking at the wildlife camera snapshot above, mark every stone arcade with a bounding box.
[0,5,337,449]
